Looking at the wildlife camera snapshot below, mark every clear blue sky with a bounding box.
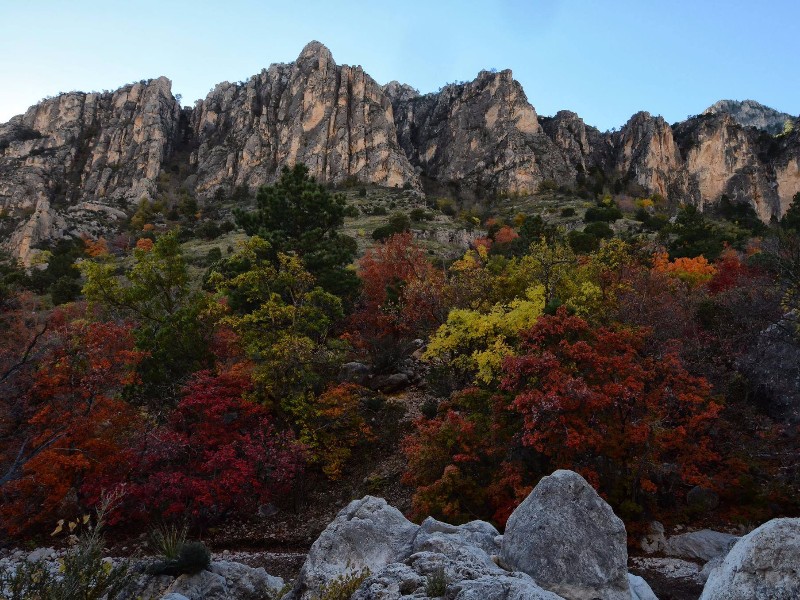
[1,0,797,131]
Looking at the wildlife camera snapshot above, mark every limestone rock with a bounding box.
[613,111,682,199]
[164,570,228,600]
[703,99,795,135]
[190,41,417,197]
[700,518,800,600]
[500,469,630,600]
[640,522,666,554]
[289,495,419,600]
[414,517,501,557]
[391,69,574,195]
[664,530,738,562]
[451,574,565,600]
[628,574,658,600]
[209,561,284,599]
[0,77,182,263]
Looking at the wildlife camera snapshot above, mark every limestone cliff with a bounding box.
[391,69,574,194]
[674,113,797,221]
[0,77,181,262]
[0,41,798,262]
[612,112,683,199]
[704,99,794,135]
[190,41,416,195]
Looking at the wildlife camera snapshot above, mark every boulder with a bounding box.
[209,561,284,599]
[289,496,419,599]
[664,529,738,562]
[500,469,630,600]
[164,570,228,600]
[640,522,666,554]
[700,518,800,599]
[628,574,658,600]
[451,573,566,600]
[338,362,372,386]
[413,517,501,556]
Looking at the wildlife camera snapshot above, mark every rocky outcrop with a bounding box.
[190,41,417,196]
[700,518,800,599]
[674,113,785,221]
[288,495,419,600]
[0,78,181,263]
[613,112,683,199]
[540,110,613,174]
[704,99,794,135]
[663,530,739,563]
[391,69,574,194]
[283,469,664,600]
[500,469,631,600]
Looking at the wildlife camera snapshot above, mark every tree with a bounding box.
[780,191,800,232]
[210,237,345,422]
[123,370,305,524]
[502,309,723,518]
[81,230,220,406]
[350,233,446,369]
[0,309,143,536]
[235,164,359,298]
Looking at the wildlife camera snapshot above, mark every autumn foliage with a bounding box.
[121,370,306,523]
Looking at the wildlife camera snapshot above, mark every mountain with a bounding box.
[703,99,794,135]
[0,41,798,262]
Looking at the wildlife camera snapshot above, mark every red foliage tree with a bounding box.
[501,309,724,517]
[350,233,446,367]
[123,370,306,523]
[0,305,143,536]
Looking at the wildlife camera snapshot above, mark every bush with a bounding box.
[560,207,576,217]
[0,494,135,600]
[425,565,448,597]
[148,540,211,577]
[149,523,187,561]
[567,230,599,253]
[436,198,456,216]
[312,568,370,600]
[584,222,614,239]
[585,205,622,222]
[410,208,431,222]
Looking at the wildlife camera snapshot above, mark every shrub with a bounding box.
[312,568,370,600]
[425,565,448,597]
[584,221,614,239]
[584,205,622,222]
[410,208,431,222]
[560,207,576,217]
[149,523,188,561]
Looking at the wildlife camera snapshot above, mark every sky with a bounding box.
[1,0,798,131]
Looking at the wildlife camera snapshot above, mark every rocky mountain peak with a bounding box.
[703,99,794,135]
[296,40,336,72]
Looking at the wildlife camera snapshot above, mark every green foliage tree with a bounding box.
[235,164,358,298]
[80,231,218,405]
[209,237,345,423]
[780,192,800,232]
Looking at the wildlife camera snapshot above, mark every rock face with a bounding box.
[288,495,419,600]
[663,529,739,562]
[0,77,181,263]
[2,40,798,261]
[190,41,417,196]
[500,469,630,600]
[704,99,795,135]
[700,518,800,600]
[391,69,574,194]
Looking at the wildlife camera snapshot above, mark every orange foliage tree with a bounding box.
[350,233,446,368]
[0,306,143,536]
